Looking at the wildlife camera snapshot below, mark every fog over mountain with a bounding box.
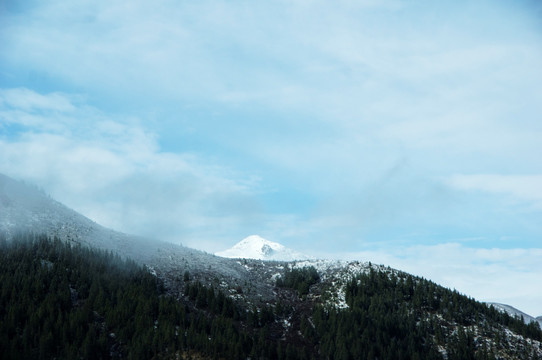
[2,172,542,359]
[2,172,541,323]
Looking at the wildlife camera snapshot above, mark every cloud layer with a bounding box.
[1,0,541,314]
[0,89,261,248]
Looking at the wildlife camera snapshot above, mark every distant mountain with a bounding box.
[215,235,308,261]
[488,302,542,327]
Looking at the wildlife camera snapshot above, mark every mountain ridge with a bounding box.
[1,173,541,322]
[2,172,540,322]
[488,302,542,328]
[1,172,542,359]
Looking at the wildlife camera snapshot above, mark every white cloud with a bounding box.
[2,1,541,180]
[0,88,261,247]
[2,0,542,317]
[0,87,75,112]
[447,174,542,209]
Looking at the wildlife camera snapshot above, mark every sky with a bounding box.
[1,0,541,315]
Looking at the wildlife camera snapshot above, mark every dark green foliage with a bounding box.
[276,266,320,296]
[0,233,292,359]
[1,233,540,360]
[308,268,442,360]
[307,268,542,360]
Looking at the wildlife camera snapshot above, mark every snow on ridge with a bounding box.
[215,235,309,261]
[487,302,542,327]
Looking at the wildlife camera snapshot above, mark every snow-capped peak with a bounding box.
[215,235,308,261]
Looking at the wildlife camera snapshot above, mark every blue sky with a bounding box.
[1,0,542,315]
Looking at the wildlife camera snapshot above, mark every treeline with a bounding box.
[302,267,542,360]
[1,233,541,360]
[0,233,309,359]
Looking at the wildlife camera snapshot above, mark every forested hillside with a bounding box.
[0,233,271,359]
[1,233,541,359]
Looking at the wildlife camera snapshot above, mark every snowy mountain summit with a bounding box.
[216,235,308,261]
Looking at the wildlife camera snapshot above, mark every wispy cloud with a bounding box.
[0,88,76,112]
[1,0,540,245]
[0,88,261,248]
[1,0,542,313]
[447,174,542,210]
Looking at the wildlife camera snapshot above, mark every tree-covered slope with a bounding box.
[309,268,542,359]
[1,232,541,360]
[0,233,281,360]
